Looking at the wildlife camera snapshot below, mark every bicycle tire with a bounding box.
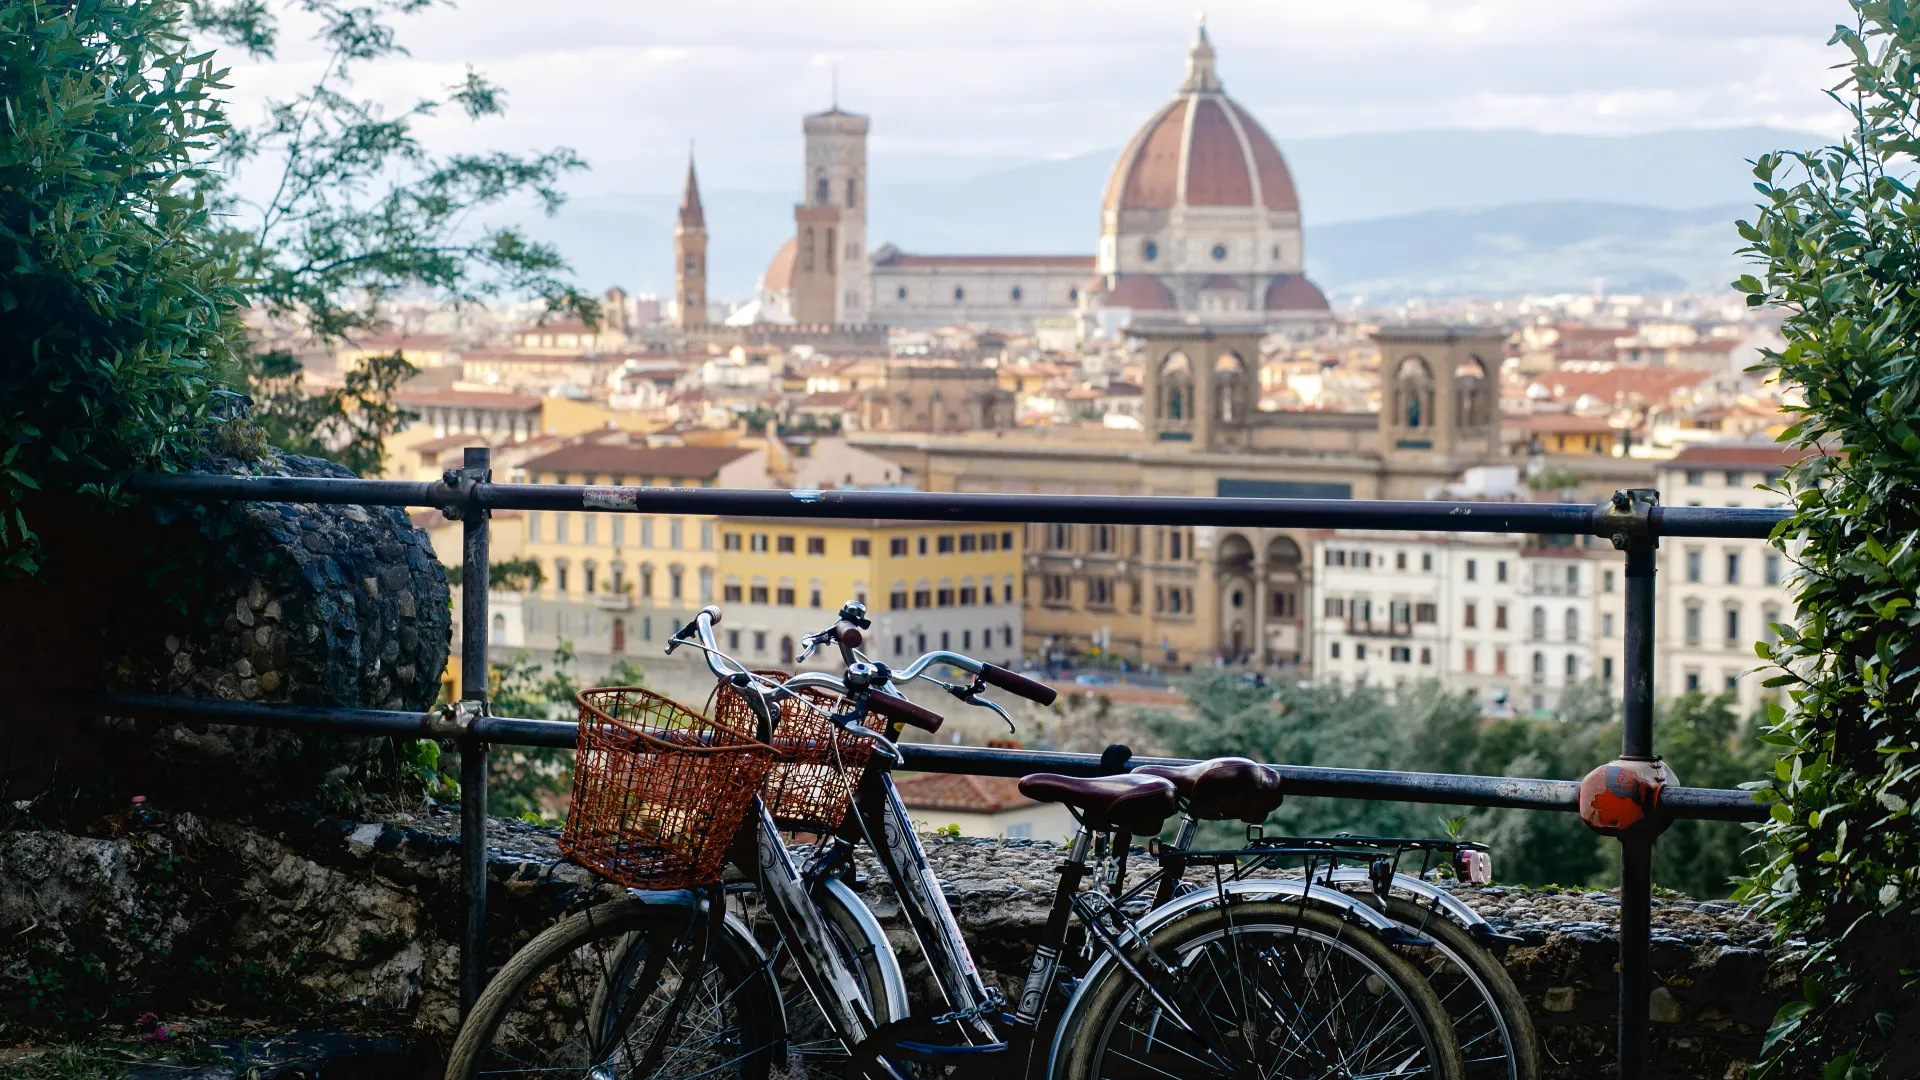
[1059,900,1465,1080]
[445,897,779,1080]
[1380,895,1539,1080]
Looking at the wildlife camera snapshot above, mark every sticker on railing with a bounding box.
[790,489,824,503]
[583,487,637,510]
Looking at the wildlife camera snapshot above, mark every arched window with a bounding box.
[1010,285,1022,302]
[954,285,965,302]
[815,174,829,204]
[490,613,506,645]
[897,286,907,300]
[845,177,857,207]
[1531,605,1546,639]
[699,566,714,605]
[1395,357,1435,429]
[1564,608,1579,641]
[1142,239,1159,262]
[1158,352,1193,422]
[1214,352,1246,424]
[802,228,815,273]
[1455,357,1490,429]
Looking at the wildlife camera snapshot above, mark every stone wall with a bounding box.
[0,806,1786,1078]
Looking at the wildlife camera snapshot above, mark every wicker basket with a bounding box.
[714,672,883,833]
[561,686,777,890]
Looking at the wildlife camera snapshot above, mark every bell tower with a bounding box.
[1134,325,1261,451]
[1374,326,1504,464]
[674,152,707,329]
[792,103,869,326]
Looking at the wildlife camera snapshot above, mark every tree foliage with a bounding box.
[1149,674,1767,899]
[0,0,247,573]
[1734,5,1920,1074]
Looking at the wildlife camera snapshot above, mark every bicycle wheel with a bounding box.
[729,877,907,1080]
[446,897,779,1080]
[1059,900,1465,1080]
[1380,896,1538,1080]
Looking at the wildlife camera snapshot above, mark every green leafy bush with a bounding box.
[1735,6,1920,1074]
[0,0,247,573]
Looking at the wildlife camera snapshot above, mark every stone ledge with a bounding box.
[1,811,1788,1079]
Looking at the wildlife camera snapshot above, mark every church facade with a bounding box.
[732,23,1333,336]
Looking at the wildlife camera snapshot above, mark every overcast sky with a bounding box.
[222,1,1848,197]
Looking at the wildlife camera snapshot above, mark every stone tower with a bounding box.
[791,106,870,326]
[674,153,707,329]
[1135,324,1262,452]
[1374,325,1503,466]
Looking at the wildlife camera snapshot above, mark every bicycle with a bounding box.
[445,603,1466,1080]
[794,605,1534,1080]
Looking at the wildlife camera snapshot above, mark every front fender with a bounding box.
[1045,879,1422,1079]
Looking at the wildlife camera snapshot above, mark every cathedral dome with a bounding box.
[1104,274,1176,310]
[1100,22,1301,217]
[1264,274,1329,311]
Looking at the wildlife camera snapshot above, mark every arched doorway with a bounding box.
[611,618,626,653]
[780,635,795,665]
[1216,533,1256,664]
[1264,535,1306,666]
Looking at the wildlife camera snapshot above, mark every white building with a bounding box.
[1654,444,1803,715]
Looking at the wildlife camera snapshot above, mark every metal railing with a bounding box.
[110,456,1781,1080]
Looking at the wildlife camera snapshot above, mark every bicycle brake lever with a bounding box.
[970,694,1016,734]
[946,677,1016,734]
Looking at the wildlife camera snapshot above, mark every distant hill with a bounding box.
[1304,202,1754,303]
[510,126,1823,301]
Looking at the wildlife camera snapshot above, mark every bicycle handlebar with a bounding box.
[978,663,1057,706]
[864,689,944,733]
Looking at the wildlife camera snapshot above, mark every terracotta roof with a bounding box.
[893,772,1036,813]
[1101,382,1145,397]
[1199,274,1241,291]
[1265,275,1330,312]
[1104,274,1176,310]
[518,444,754,478]
[412,433,501,455]
[396,388,544,410]
[764,236,796,291]
[1665,444,1809,468]
[872,253,1096,269]
[1529,368,1708,405]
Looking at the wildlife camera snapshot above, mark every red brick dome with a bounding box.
[1264,274,1330,312]
[1104,274,1177,310]
[1101,24,1301,217]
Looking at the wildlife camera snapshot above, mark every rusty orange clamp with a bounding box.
[1577,757,1677,836]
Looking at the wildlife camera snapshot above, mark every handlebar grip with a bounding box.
[980,663,1057,706]
[832,620,863,650]
[672,605,723,642]
[867,691,943,734]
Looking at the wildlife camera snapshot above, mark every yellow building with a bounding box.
[507,443,771,667]
[714,517,1024,669]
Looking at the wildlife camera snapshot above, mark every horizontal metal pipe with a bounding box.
[1651,505,1788,540]
[122,472,1792,541]
[72,693,1765,821]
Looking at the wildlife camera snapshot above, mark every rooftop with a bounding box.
[518,444,755,478]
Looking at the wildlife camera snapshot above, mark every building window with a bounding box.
[1464,646,1477,673]
[724,583,742,603]
[1420,647,1432,665]
[640,564,653,597]
[914,583,932,608]
[1531,606,1546,639]
[981,532,998,552]
[1725,607,1741,644]
[1325,597,1345,618]
[1415,602,1437,624]
[699,567,713,604]
[894,635,905,655]
[1210,243,1228,261]
[777,586,796,606]
[751,533,768,553]
[890,584,908,610]
[1422,553,1433,571]
[1465,558,1477,581]
[890,537,908,556]
[1143,239,1158,261]
[1566,655,1578,679]
[556,563,570,593]
[1686,550,1702,583]
[723,532,741,552]
[750,584,769,604]
[1047,523,1071,550]
[918,536,929,555]
[1390,646,1412,663]
[1603,569,1615,593]
[1532,651,1545,680]
[1087,579,1112,608]
[777,536,796,554]
[846,177,857,207]
[1494,648,1508,675]
[851,538,871,557]
[641,519,654,547]
[1496,560,1508,583]
[1763,606,1781,644]
[584,517,599,546]
[528,513,542,541]
[1602,656,1614,680]
[1602,613,1614,637]
[701,522,714,551]
[1010,286,1022,302]
[1725,552,1740,584]
[1494,604,1508,630]
[960,533,978,553]
[1564,609,1579,640]
[807,536,826,556]
[983,582,995,604]
[1395,551,1407,570]
[669,566,684,601]
[1685,604,1703,644]
[556,515,570,544]
[953,285,965,302]
[1463,603,1477,628]
[938,535,955,554]
[1356,644,1367,661]
[669,519,684,549]
[937,585,955,607]
[1686,669,1701,692]
[1764,554,1781,585]
[960,584,978,605]
[1002,530,1015,550]
[1724,470,1744,488]
[584,563,597,593]
[1330,642,1341,660]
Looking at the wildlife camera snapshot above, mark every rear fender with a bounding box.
[1310,868,1491,932]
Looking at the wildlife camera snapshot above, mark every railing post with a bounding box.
[1589,488,1666,1080]
[456,447,492,1016]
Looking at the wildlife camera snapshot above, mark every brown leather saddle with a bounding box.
[1134,756,1284,824]
[1017,773,1178,835]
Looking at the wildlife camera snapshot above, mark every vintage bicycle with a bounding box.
[443,603,1466,1080]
